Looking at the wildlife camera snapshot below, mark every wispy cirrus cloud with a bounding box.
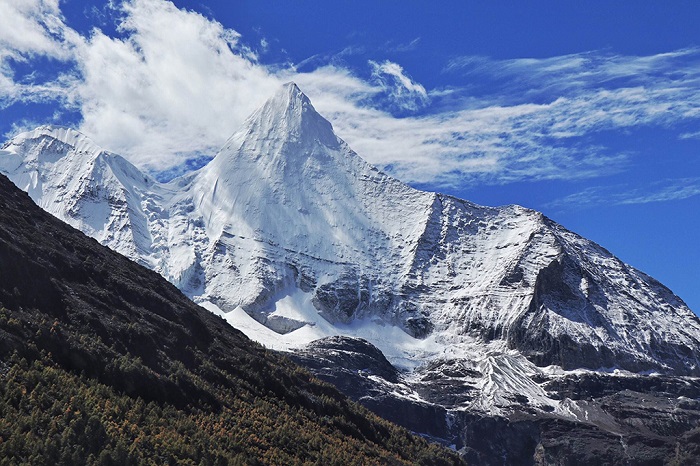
[312,49,700,185]
[369,59,429,112]
[305,77,698,185]
[546,178,700,210]
[680,130,700,140]
[384,37,421,53]
[2,0,700,188]
[444,48,700,106]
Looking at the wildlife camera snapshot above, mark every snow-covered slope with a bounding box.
[2,83,700,397]
[169,83,435,324]
[0,126,166,266]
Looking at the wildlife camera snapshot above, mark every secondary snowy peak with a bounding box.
[5,125,104,156]
[0,126,105,197]
[0,125,161,264]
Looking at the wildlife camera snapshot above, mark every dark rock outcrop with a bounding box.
[293,336,700,465]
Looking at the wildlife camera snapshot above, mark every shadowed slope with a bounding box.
[0,173,463,465]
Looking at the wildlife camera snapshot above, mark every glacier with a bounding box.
[2,83,700,426]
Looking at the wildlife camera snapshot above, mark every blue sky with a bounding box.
[1,0,699,313]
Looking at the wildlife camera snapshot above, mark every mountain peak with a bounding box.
[280,81,306,101]
[5,125,104,157]
[271,81,312,112]
[196,83,353,214]
[238,82,339,151]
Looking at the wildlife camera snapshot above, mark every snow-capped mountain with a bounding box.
[0,126,165,264]
[4,83,698,375]
[4,83,700,461]
[2,83,700,403]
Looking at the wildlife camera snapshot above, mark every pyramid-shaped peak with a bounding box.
[262,82,314,117]
[267,82,315,109]
[280,81,307,100]
[244,82,339,149]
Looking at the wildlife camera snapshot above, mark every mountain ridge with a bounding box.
[0,170,464,465]
[2,83,699,378]
[3,83,700,462]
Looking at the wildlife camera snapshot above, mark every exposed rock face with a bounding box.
[292,336,700,465]
[2,86,699,379]
[292,336,401,383]
[3,84,700,463]
[290,337,453,441]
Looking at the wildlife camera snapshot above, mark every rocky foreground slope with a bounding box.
[0,172,462,465]
[2,83,700,463]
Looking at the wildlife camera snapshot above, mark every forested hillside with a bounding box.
[0,173,463,466]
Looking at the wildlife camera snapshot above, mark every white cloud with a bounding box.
[0,0,283,170]
[68,0,283,170]
[369,59,429,112]
[547,178,700,209]
[1,0,700,187]
[0,0,70,59]
[0,0,79,107]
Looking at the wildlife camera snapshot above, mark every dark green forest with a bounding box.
[0,174,464,465]
[0,345,458,465]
